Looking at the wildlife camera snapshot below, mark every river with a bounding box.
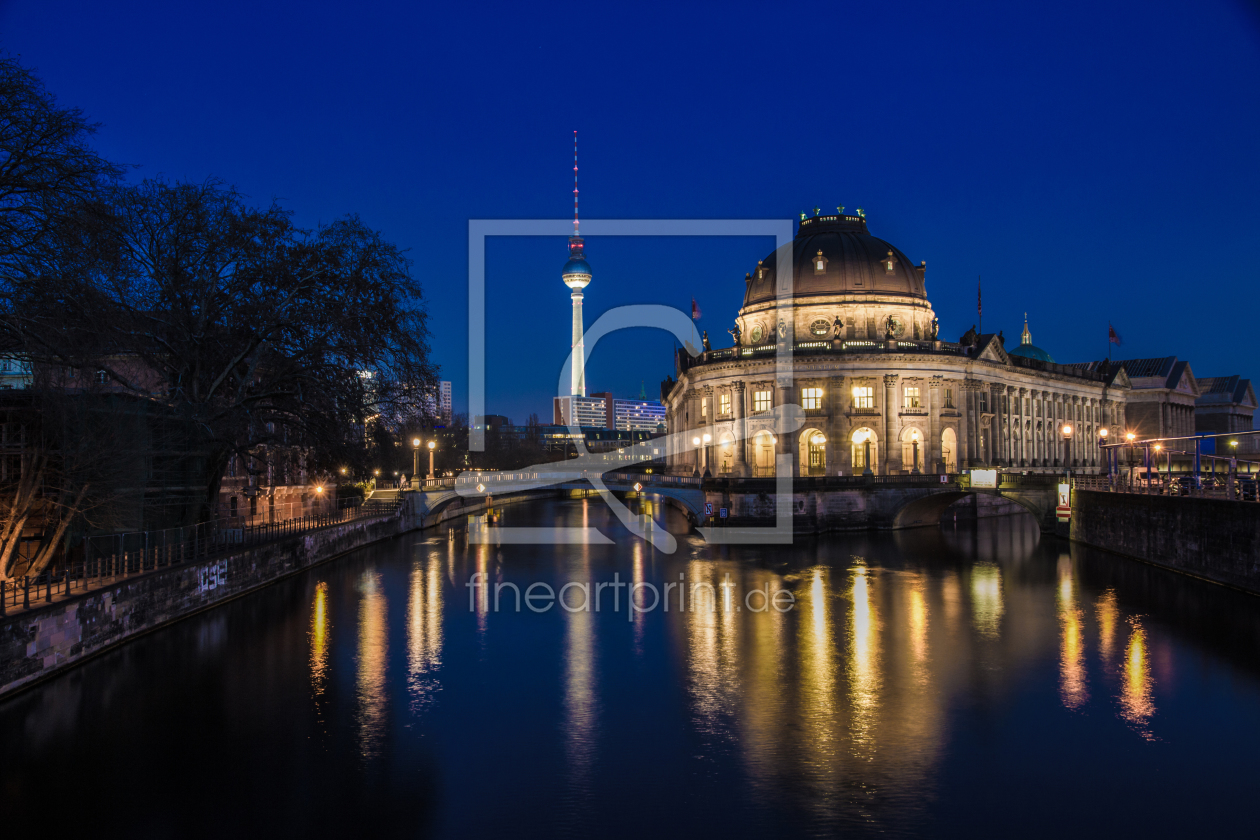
[2,497,1257,838]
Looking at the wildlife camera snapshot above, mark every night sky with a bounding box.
[4,0,1259,423]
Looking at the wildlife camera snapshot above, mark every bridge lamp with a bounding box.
[315,485,324,494]
[702,433,713,478]
[909,428,921,475]
[427,440,436,479]
[411,438,422,484]
[692,436,702,476]
[1061,424,1073,474]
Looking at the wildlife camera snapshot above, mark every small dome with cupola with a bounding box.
[1008,314,1055,363]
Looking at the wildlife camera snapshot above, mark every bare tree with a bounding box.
[0,53,122,279]
[3,178,435,522]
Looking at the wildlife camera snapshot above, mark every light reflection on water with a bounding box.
[2,499,1259,839]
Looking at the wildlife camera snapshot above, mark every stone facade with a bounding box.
[665,215,1129,477]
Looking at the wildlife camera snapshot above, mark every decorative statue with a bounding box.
[960,324,978,346]
[702,330,711,352]
[885,314,897,338]
[997,329,1005,345]
[929,317,939,340]
[832,315,843,337]
[727,322,741,346]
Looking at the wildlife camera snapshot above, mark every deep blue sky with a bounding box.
[4,0,1259,423]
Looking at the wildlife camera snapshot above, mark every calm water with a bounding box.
[3,499,1259,839]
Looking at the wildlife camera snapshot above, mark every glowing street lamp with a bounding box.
[427,439,436,479]
[909,428,920,474]
[1099,427,1110,474]
[1061,424,1073,475]
[702,432,712,478]
[692,436,701,476]
[411,437,422,486]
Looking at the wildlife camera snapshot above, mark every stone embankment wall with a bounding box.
[1071,489,1260,593]
[0,489,558,699]
[0,510,414,699]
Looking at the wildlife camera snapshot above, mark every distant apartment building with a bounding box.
[553,395,611,428]
[438,380,452,424]
[554,392,667,432]
[423,380,453,424]
[614,398,667,432]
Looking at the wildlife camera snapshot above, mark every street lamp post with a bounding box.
[1061,424,1073,477]
[692,436,701,477]
[910,428,920,475]
[411,437,421,490]
[862,430,874,477]
[1098,428,1109,479]
[702,432,712,478]
[427,440,436,479]
[1125,432,1135,485]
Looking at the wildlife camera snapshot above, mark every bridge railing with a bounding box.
[1073,474,1258,501]
[0,497,404,618]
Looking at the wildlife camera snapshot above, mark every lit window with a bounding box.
[720,394,731,415]
[801,388,823,410]
[701,397,708,418]
[853,386,874,409]
[904,387,921,409]
[753,390,772,413]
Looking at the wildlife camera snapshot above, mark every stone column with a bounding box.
[828,375,845,475]
[991,384,1006,466]
[929,375,943,472]
[776,377,795,475]
[963,380,979,468]
[884,374,899,474]
[732,380,749,476]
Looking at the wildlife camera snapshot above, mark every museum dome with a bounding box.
[742,213,927,308]
[1008,315,1054,363]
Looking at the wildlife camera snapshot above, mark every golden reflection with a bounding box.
[475,543,490,634]
[1056,560,1088,710]
[1120,617,1156,739]
[310,582,330,713]
[847,565,880,753]
[908,583,928,664]
[355,571,389,758]
[970,563,1004,639]
[686,560,739,735]
[1096,589,1118,663]
[563,567,597,790]
[407,555,444,711]
[631,541,645,651]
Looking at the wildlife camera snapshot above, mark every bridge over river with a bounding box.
[408,469,1064,550]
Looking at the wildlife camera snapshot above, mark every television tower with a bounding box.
[562,130,592,397]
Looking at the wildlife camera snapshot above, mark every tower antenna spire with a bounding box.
[573,130,579,236]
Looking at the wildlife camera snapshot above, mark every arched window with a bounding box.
[799,428,827,476]
[753,430,775,477]
[942,428,958,473]
[901,427,925,473]
[851,428,878,475]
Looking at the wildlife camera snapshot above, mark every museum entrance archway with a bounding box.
[851,427,878,475]
[799,428,827,476]
[753,430,775,477]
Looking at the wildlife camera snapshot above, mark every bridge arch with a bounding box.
[891,489,1045,530]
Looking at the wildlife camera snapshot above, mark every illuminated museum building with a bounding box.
[663,212,1131,476]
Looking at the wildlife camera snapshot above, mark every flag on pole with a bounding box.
[1108,323,1122,346]
[977,276,982,333]
[691,298,702,320]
